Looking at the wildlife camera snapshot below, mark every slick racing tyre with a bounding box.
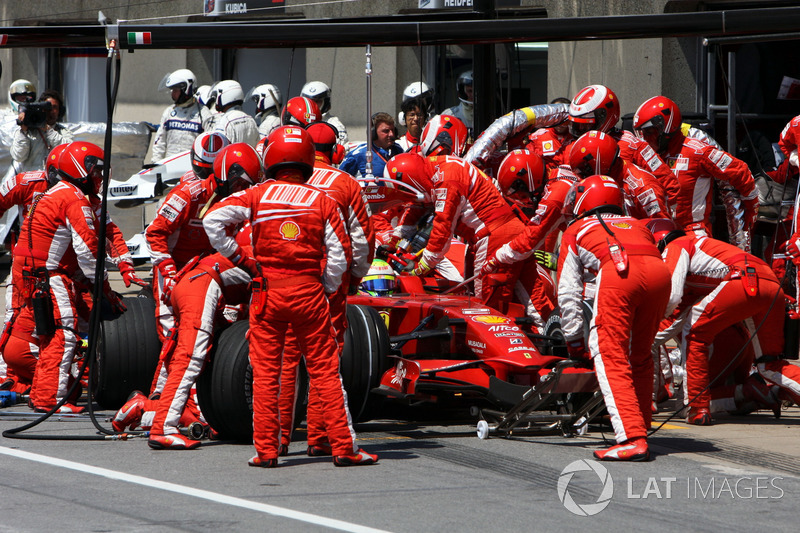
[93,295,161,409]
[196,320,311,442]
[196,320,253,442]
[340,304,391,422]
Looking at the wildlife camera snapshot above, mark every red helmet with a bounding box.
[46,143,69,186]
[565,175,624,219]
[644,217,684,252]
[306,121,345,165]
[496,149,546,209]
[58,141,105,195]
[568,131,620,178]
[192,132,230,180]
[255,136,267,161]
[213,143,262,196]
[633,96,682,154]
[383,153,434,204]
[281,96,320,127]
[420,114,468,157]
[262,126,316,181]
[568,85,620,137]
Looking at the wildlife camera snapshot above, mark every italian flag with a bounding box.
[127,32,152,45]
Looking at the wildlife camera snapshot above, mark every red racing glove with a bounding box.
[481,255,499,276]
[566,338,591,361]
[103,281,127,315]
[785,234,800,266]
[118,262,146,288]
[742,196,759,231]
[156,259,178,304]
[232,248,259,279]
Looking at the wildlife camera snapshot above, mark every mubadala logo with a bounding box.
[467,340,486,349]
[558,459,613,516]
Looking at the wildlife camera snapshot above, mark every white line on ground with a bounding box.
[0,446,391,533]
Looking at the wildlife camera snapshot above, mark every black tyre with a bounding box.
[196,321,310,442]
[196,320,253,442]
[93,295,161,409]
[542,309,566,357]
[340,304,391,422]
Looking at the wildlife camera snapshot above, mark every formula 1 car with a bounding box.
[183,273,599,442]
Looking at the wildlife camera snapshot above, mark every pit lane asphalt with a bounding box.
[1,265,799,532]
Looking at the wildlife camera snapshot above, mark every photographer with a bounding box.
[11,89,73,174]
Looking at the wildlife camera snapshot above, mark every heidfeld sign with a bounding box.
[419,0,473,8]
[204,0,285,15]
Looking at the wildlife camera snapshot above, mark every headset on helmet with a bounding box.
[644,217,685,253]
[58,141,106,196]
[46,144,69,186]
[306,122,345,165]
[568,131,621,179]
[159,69,196,105]
[281,96,320,127]
[8,79,36,114]
[212,143,262,197]
[212,80,245,111]
[564,175,624,219]
[300,81,332,115]
[192,132,230,180]
[496,149,546,209]
[358,259,397,297]
[262,126,316,182]
[568,85,620,138]
[247,84,283,115]
[420,115,468,157]
[456,71,474,105]
[383,153,434,204]
[633,96,682,155]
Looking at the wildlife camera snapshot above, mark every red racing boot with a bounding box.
[112,391,147,432]
[307,441,332,457]
[333,448,378,467]
[686,406,712,426]
[248,455,278,468]
[593,437,650,462]
[148,433,201,450]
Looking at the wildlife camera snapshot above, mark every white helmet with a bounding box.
[8,79,36,113]
[456,70,473,105]
[399,81,434,126]
[300,81,331,114]
[212,80,245,111]
[159,69,196,104]
[246,84,282,115]
[195,84,214,108]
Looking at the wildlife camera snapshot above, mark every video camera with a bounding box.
[17,101,52,129]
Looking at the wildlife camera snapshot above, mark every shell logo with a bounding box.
[472,315,510,325]
[610,222,632,230]
[280,221,301,240]
[543,141,553,151]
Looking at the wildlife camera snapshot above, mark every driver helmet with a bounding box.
[359,259,397,296]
